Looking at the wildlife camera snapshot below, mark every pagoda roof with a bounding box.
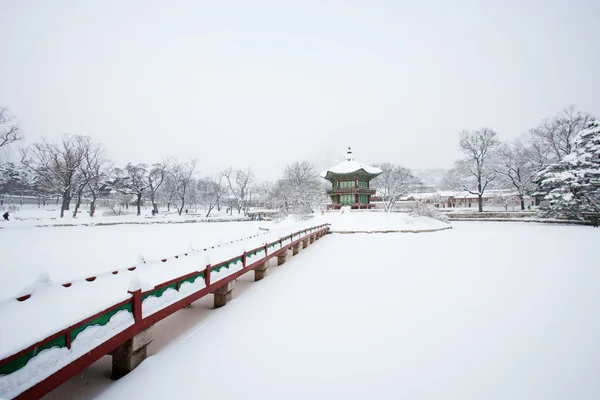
[321,147,382,180]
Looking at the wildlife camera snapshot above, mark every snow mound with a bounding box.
[17,273,53,298]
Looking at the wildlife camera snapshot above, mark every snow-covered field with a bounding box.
[0,211,447,302]
[39,222,599,400]
[319,210,450,232]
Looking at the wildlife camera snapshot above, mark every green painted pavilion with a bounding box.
[321,148,382,209]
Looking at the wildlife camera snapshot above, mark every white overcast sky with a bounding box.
[1,0,599,180]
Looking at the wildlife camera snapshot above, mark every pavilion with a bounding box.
[321,148,382,210]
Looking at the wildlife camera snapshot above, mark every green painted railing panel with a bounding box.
[179,272,203,286]
[211,263,228,274]
[71,303,133,342]
[0,303,133,377]
[142,283,177,301]
[0,335,67,376]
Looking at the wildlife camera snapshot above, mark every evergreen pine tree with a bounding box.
[537,120,600,218]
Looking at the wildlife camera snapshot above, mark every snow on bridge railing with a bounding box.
[12,230,278,303]
[0,223,330,399]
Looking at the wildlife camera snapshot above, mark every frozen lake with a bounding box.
[42,222,600,400]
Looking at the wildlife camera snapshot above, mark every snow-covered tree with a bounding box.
[223,167,254,215]
[80,142,111,217]
[280,161,324,213]
[0,107,23,150]
[529,105,594,165]
[456,128,500,212]
[111,163,150,216]
[170,159,198,215]
[0,162,32,205]
[197,173,226,217]
[494,141,537,210]
[537,120,600,218]
[147,160,170,214]
[371,163,421,211]
[71,138,107,218]
[20,135,89,217]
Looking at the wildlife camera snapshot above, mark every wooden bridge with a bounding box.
[0,224,330,399]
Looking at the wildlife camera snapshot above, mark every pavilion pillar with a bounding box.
[111,327,154,380]
[213,280,236,308]
[254,262,268,281]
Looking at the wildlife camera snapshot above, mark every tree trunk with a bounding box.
[520,195,525,211]
[90,197,97,217]
[73,193,83,217]
[136,194,142,216]
[61,192,71,218]
[151,192,158,213]
[477,179,483,213]
[205,204,215,218]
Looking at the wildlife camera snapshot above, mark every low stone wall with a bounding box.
[447,212,535,219]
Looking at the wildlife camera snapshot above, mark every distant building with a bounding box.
[321,148,382,210]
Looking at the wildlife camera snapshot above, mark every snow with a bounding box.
[3,215,599,399]
[0,219,324,363]
[0,221,265,302]
[320,151,382,177]
[81,222,599,400]
[16,273,53,298]
[0,205,251,229]
[314,210,451,232]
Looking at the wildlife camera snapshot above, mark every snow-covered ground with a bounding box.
[0,210,447,304]
[0,204,251,229]
[41,222,600,400]
[316,210,450,232]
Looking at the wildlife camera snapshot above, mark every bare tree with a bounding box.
[223,167,254,215]
[20,135,88,217]
[278,161,325,213]
[457,128,500,212]
[170,159,198,215]
[530,105,594,164]
[111,163,150,216]
[72,138,108,217]
[371,163,421,211]
[494,141,537,210]
[147,159,171,214]
[197,172,226,217]
[270,179,293,213]
[0,107,23,150]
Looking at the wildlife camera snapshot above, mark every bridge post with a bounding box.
[254,262,268,281]
[277,251,287,266]
[214,280,236,308]
[309,235,315,244]
[292,244,300,256]
[111,326,154,380]
[302,238,309,249]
